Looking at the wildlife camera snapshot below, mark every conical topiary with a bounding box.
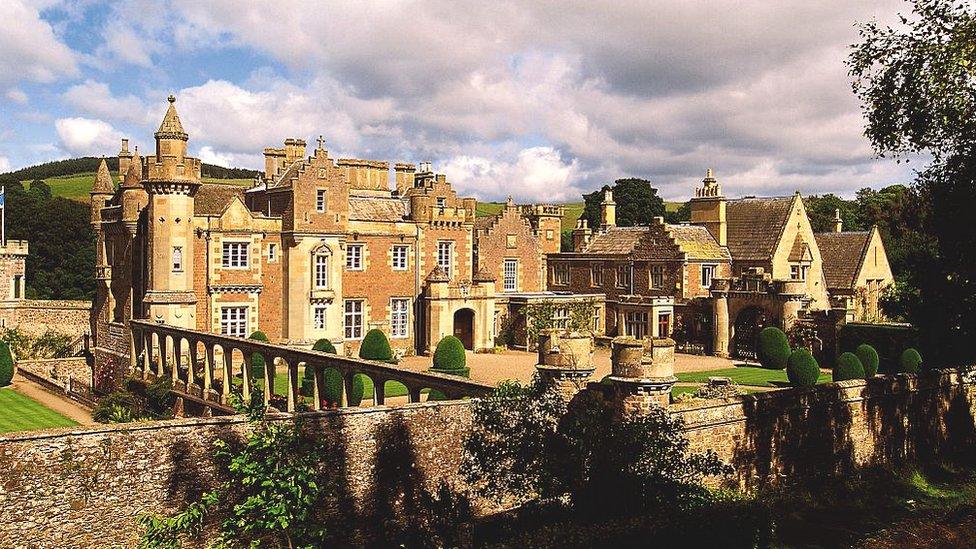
[898,348,923,374]
[431,335,469,377]
[248,331,270,385]
[303,339,337,397]
[757,327,790,370]
[0,340,12,386]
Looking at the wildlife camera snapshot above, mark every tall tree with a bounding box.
[582,178,666,229]
[849,0,976,365]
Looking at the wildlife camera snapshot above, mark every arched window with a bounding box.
[312,246,331,289]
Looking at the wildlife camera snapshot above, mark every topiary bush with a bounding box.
[248,331,270,384]
[303,339,336,397]
[834,352,865,382]
[0,340,13,386]
[432,335,469,377]
[786,348,820,387]
[899,348,923,374]
[757,327,791,370]
[359,329,394,363]
[312,338,337,353]
[856,344,880,378]
[321,369,365,406]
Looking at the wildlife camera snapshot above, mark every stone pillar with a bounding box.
[711,279,730,358]
[534,329,595,400]
[609,336,676,414]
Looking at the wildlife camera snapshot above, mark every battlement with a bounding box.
[337,158,391,191]
[0,240,28,256]
[146,155,202,182]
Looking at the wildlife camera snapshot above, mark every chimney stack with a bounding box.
[833,209,843,233]
[600,188,616,231]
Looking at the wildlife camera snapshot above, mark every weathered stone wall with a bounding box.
[0,401,475,548]
[674,370,976,487]
[1,371,974,547]
[16,357,91,387]
[0,299,91,338]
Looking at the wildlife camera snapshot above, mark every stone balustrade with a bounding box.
[128,320,494,413]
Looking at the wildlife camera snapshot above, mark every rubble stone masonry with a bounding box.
[0,371,973,547]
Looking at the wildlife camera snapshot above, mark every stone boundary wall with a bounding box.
[0,299,91,338]
[0,371,973,547]
[673,370,976,487]
[15,357,95,408]
[0,401,475,548]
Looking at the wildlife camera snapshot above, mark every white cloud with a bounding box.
[62,80,151,125]
[197,146,262,170]
[440,147,582,202]
[5,89,28,104]
[55,117,120,156]
[0,156,10,173]
[0,0,77,88]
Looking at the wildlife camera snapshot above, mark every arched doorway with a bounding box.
[732,306,769,360]
[453,308,475,350]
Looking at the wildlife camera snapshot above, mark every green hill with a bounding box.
[4,157,258,202]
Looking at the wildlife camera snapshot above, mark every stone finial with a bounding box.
[156,95,188,141]
[317,135,325,150]
[506,195,514,207]
[833,208,843,233]
[696,167,722,198]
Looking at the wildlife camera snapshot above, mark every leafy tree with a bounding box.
[582,178,666,229]
[247,331,270,386]
[664,201,691,224]
[849,0,976,365]
[803,194,865,233]
[523,298,598,345]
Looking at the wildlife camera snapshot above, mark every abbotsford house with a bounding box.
[88,96,893,384]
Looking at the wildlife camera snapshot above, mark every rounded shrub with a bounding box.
[0,340,13,387]
[312,338,337,354]
[834,352,865,382]
[786,348,820,387]
[359,329,394,363]
[431,335,469,377]
[321,369,365,406]
[899,348,923,374]
[757,327,791,370]
[856,344,880,378]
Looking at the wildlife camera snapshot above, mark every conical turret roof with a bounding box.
[155,95,188,141]
[122,155,142,189]
[91,158,114,194]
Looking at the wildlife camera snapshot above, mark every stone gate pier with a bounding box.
[608,336,677,414]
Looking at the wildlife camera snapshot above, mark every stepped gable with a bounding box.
[725,195,795,261]
[815,231,872,290]
[194,184,245,216]
[665,224,730,260]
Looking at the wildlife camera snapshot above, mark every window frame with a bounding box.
[503,258,518,292]
[314,253,330,289]
[390,298,410,339]
[313,305,328,331]
[437,241,453,279]
[343,299,364,340]
[316,189,327,213]
[392,245,409,271]
[172,246,183,273]
[346,243,364,271]
[221,241,250,269]
[552,263,570,285]
[701,263,717,288]
[220,306,248,338]
[616,264,630,289]
[624,311,648,339]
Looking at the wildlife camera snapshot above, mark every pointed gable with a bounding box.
[814,230,872,290]
[195,184,245,216]
[725,196,794,261]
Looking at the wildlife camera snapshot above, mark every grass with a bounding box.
[0,388,78,433]
[676,365,832,387]
[266,372,418,400]
[25,173,253,203]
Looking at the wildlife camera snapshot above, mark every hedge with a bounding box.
[432,335,469,377]
[0,340,12,386]
[757,327,791,370]
[898,348,923,374]
[786,348,820,387]
[834,352,865,382]
[322,369,365,406]
[248,331,270,383]
[856,344,880,378]
[838,323,919,374]
[360,329,394,362]
[305,339,336,399]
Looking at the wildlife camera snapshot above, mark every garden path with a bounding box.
[9,374,94,425]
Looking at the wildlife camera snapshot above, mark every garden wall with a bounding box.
[15,357,95,407]
[0,371,974,547]
[0,299,91,338]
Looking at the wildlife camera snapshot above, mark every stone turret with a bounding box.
[833,208,843,233]
[90,159,114,227]
[535,329,595,400]
[394,163,416,195]
[690,168,727,247]
[118,139,133,181]
[142,95,200,328]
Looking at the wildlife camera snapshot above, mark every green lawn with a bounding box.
[0,388,79,433]
[267,372,414,399]
[676,366,832,388]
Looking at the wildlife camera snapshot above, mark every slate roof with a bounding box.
[92,159,113,193]
[473,215,496,231]
[583,227,648,254]
[267,160,304,189]
[194,184,244,216]
[815,231,872,290]
[348,196,407,222]
[725,196,795,261]
[156,96,188,140]
[667,224,730,261]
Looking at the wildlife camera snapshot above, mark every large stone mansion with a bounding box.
[89,95,893,376]
[90,96,582,375]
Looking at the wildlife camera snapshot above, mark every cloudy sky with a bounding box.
[0,0,915,201]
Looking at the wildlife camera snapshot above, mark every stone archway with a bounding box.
[453,308,475,350]
[732,305,770,360]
